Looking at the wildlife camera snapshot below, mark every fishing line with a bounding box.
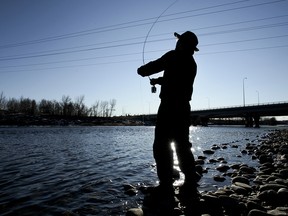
[142,0,179,93]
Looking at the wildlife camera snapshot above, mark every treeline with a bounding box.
[0,92,116,117]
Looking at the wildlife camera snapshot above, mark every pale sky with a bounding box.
[0,0,287,116]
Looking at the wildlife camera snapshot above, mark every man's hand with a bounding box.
[150,77,163,86]
[150,78,158,86]
[137,67,146,77]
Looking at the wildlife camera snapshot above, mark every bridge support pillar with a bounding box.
[253,115,260,128]
[245,115,260,127]
[245,116,254,127]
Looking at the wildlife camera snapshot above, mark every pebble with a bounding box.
[213,175,226,182]
[126,208,143,216]
[216,164,230,172]
[126,129,288,216]
[203,149,215,155]
[232,176,250,184]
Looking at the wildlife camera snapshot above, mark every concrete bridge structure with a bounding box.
[190,101,288,127]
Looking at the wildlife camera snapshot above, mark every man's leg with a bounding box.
[153,131,174,188]
[174,139,198,188]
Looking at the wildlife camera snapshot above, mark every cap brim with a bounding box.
[194,47,199,51]
[174,32,180,38]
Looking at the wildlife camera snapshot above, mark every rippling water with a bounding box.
[0,126,279,215]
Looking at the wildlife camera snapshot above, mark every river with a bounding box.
[0,125,283,215]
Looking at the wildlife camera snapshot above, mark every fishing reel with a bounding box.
[151,85,157,93]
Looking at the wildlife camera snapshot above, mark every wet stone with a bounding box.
[257,189,278,203]
[277,188,288,201]
[195,159,205,165]
[248,209,269,216]
[203,149,215,155]
[246,201,267,213]
[279,168,288,178]
[232,176,250,185]
[268,207,288,216]
[213,175,226,182]
[234,182,252,191]
[209,158,218,163]
[231,184,249,195]
[259,183,288,192]
[126,208,143,216]
[239,166,256,174]
[216,164,230,172]
[230,163,241,170]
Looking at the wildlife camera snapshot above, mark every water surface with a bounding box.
[0,126,277,215]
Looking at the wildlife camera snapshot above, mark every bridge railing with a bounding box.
[191,100,288,112]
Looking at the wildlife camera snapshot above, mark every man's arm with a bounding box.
[137,57,165,77]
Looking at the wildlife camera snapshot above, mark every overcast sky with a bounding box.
[0,0,287,116]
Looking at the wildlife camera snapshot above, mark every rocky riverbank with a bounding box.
[125,129,288,216]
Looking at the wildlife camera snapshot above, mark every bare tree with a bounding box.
[100,101,109,117]
[75,95,86,117]
[90,101,100,117]
[0,91,7,110]
[61,95,72,116]
[109,99,116,117]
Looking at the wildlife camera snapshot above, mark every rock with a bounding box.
[201,194,223,215]
[213,175,226,182]
[211,144,220,150]
[248,209,269,216]
[240,166,256,174]
[203,149,215,155]
[231,184,249,195]
[216,164,230,172]
[123,184,136,191]
[257,189,278,204]
[268,207,288,215]
[123,184,138,196]
[259,154,273,164]
[230,163,241,170]
[232,176,250,185]
[126,208,143,216]
[198,155,207,160]
[234,182,252,192]
[241,150,248,154]
[209,158,218,163]
[195,159,205,165]
[279,168,288,178]
[125,188,138,196]
[246,201,267,213]
[219,195,245,214]
[259,183,287,192]
[277,188,288,202]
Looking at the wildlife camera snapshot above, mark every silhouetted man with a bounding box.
[137,31,200,212]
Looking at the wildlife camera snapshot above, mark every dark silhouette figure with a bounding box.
[137,31,200,213]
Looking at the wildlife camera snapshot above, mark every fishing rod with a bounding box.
[142,0,179,93]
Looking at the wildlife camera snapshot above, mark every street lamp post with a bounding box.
[206,97,210,109]
[243,77,247,107]
[256,90,259,105]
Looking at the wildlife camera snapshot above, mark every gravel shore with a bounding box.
[125,129,288,216]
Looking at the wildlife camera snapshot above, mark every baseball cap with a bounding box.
[174,31,199,51]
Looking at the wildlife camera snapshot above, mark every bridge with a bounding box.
[190,101,288,127]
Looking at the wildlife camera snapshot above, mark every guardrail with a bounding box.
[191,101,288,112]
